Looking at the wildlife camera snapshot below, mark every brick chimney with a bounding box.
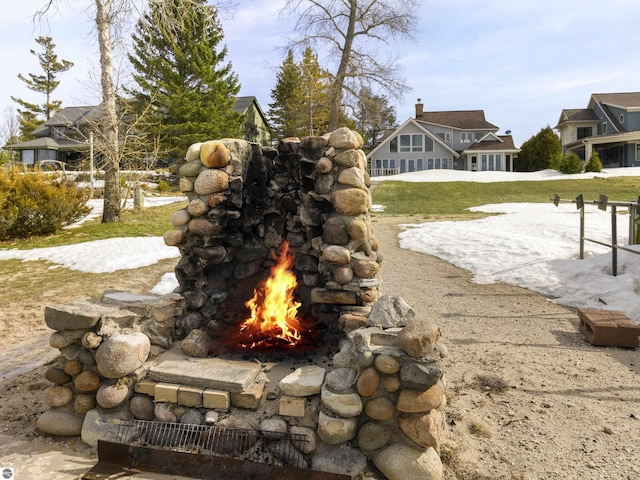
[415,99,423,118]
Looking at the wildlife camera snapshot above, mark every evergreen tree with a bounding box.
[127,0,242,159]
[11,36,74,139]
[268,50,301,140]
[355,87,396,152]
[515,126,562,172]
[298,47,331,136]
[268,47,333,139]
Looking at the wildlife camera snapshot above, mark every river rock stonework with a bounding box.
[38,129,448,480]
[163,128,380,348]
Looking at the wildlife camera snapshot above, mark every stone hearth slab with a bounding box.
[149,358,261,393]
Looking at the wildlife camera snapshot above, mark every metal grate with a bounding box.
[107,418,309,468]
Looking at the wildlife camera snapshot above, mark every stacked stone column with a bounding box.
[162,127,381,345]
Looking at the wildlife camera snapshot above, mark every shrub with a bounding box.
[558,152,583,174]
[585,152,603,172]
[156,180,170,192]
[0,169,90,240]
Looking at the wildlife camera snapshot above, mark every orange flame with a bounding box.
[236,242,304,349]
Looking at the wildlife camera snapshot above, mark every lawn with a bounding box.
[0,199,188,250]
[371,176,640,217]
[3,176,640,250]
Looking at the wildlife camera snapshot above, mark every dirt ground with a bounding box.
[0,216,638,480]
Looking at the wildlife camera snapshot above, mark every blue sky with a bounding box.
[2,0,640,146]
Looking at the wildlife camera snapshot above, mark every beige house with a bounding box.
[367,101,519,176]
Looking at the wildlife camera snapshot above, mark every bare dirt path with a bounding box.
[372,215,640,480]
[0,218,638,479]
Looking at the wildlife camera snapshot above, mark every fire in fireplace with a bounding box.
[163,128,381,356]
[232,242,308,350]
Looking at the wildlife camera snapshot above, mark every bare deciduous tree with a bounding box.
[36,0,236,223]
[0,107,21,164]
[282,0,418,130]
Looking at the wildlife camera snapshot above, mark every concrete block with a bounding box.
[134,380,157,396]
[279,395,306,417]
[578,308,639,348]
[230,380,265,410]
[203,389,230,410]
[155,383,180,403]
[178,385,204,407]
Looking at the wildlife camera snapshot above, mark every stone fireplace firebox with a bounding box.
[38,128,448,480]
[163,127,381,352]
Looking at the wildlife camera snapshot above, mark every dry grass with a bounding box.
[467,417,493,438]
[475,374,510,394]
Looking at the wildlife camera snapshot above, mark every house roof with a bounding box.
[591,92,640,109]
[6,136,90,151]
[47,105,104,127]
[416,110,498,130]
[366,118,461,159]
[465,135,518,152]
[233,96,256,114]
[558,108,598,123]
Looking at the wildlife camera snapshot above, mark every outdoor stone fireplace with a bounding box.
[162,127,382,354]
[38,128,449,480]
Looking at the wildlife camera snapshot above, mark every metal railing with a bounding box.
[369,167,400,177]
[552,193,640,276]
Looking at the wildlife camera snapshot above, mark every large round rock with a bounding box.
[37,408,84,436]
[374,445,443,480]
[96,332,150,379]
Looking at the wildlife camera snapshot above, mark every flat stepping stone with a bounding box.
[149,358,261,393]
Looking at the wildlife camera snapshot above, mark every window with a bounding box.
[390,134,432,152]
[636,144,640,161]
[425,136,434,152]
[400,135,411,152]
[479,154,502,171]
[411,134,423,152]
[461,132,474,143]
[603,122,608,134]
[417,158,423,170]
[436,132,451,142]
[22,150,35,165]
[38,149,57,161]
[620,114,625,124]
[577,127,592,140]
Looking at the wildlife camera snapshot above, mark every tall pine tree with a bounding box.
[268,47,333,139]
[268,50,300,140]
[11,36,74,140]
[127,0,242,160]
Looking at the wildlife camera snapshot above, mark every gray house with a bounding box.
[367,101,519,176]
[555,92,640,166]
[8,105,102,169]
[6,97,271,169]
